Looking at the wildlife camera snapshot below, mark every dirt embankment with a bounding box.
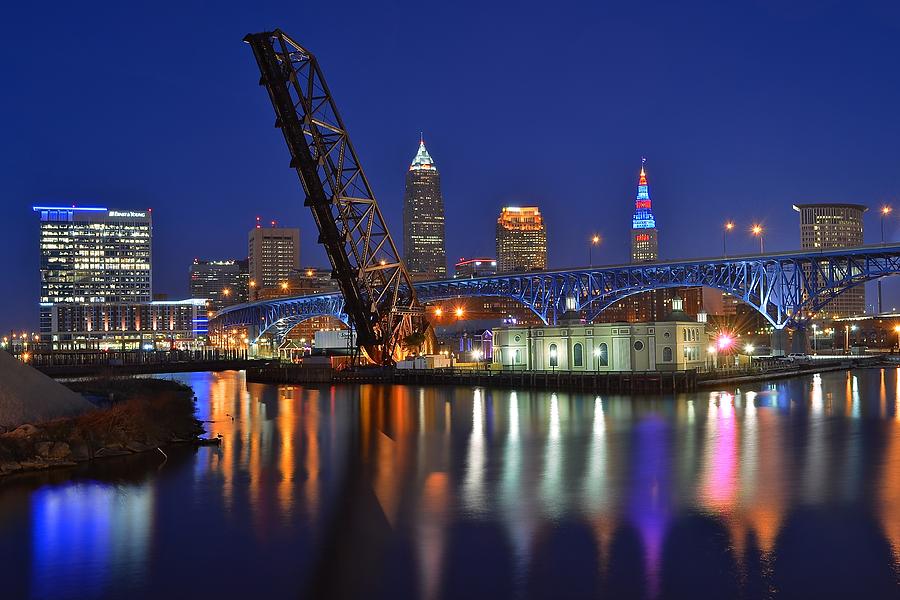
[0,378,204,478]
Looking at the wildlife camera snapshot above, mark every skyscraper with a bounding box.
[189,259,249,311]
[35,206,152,339]
[631,159,659,263]
[248,224,300,294]
[793,203,867,317]
[496,206,547,273]
[403,136,447,279]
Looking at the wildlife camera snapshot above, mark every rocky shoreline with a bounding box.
[0,378,206,478]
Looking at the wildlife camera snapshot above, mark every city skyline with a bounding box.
[4,1,900,331]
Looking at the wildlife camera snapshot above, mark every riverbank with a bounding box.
[0,378,205,479]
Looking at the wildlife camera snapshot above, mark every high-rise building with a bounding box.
[189,259,249,311]
[793,203,867,317]
[248,224,300,294]
[496,206,547,273]
[454,257,498,279]
[35,206,152,339]
[631,160,659,263]
[403,137,448,279]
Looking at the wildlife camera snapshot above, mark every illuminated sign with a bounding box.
[108,210,147,218]
[635,234,650,242]
[636,201,651,209]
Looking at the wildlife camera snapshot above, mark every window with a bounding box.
[634,340,644,351]
[596,343,608,367]
[549,343,559,367]
[663,346,673,362]
[573,343,584,367]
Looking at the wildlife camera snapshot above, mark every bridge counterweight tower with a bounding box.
[244,29,425,364]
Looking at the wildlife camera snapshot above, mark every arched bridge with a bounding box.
[211,244,900,345]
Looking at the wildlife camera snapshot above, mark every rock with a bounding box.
[125,441,150,453]
[4,423,40,438]
[47,442,71,460]
[69,441,90,461]
[35,441,53,458]
[0,462,23,474]
[94,447,130,457]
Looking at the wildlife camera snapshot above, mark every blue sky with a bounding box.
[3,0,900,330]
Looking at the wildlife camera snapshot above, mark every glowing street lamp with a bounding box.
[434,307,443,317]
[723,221,735,256]
[845,324,858,353]
[751,224,764,253]
[549,346,558,372]
[894,324,900,351]
[879,205,892,313]
[454,307,464,319]
[280,281,289,291]
[744,343,755,368]
[590,234,601,267]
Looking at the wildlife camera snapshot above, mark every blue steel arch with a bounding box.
[210,244,900,341]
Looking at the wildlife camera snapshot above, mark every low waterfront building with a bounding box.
[40,299,208,350]
[492,298,708,371]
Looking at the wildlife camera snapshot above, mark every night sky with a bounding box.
[3,0,900,332]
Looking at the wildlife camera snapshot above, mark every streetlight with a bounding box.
[744,343,754,368]
[723,221,734,256]
[751,224,764,253]
[812,323,818,354]
[879,205,892,314]
[707,344,717,370]
[549,346,558,372]
[894,325,900,352]
[590,234,600,267]
[434,307,443,317]
[845,324,858,353]
[454,307,464,319]
[280,281,289,291]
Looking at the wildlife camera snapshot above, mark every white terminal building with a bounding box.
[34,205,207,350]
[492,297,709,372]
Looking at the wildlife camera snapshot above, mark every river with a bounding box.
[1,369,900,599]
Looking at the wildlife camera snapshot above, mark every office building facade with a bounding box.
[496,206,547,273]
[403,137,448,279]
[189,259,249,311]
[248,225,300,293]
[41,299,207,351]
[35,206,153,340]
[793,203,867,317]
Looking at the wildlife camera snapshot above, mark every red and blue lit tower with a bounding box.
[631,158,659,263]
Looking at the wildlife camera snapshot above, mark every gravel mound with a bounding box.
[0,351,94,428]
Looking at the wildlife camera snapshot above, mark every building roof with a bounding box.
[409,136,436,171]
[792,203,868,212]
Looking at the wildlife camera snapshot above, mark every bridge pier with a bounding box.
[770,328,788,356]
[791,324,810,354]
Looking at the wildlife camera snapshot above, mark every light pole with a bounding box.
[744,344,754,369]
[589,234,600,267]
[894,325,900,353]
[812,323,818,354]
[879,206,892,314]
[549,346,558,373]
[707,345,717,371]
[752,224,764,253]
[845,324,857,353]
[723,221,734,256]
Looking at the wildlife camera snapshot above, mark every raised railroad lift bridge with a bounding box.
[243,29,426,365]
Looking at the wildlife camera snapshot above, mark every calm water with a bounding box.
[2,369,900,599]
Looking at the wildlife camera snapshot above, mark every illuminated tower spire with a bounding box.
[404,135,447,277]
[631,157,658,263]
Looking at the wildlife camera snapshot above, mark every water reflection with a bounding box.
[1,369,900,598]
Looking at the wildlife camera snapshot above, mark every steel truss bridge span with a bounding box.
[210,244,900,345]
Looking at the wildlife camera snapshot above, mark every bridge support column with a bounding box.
[790,325,809,354]
[770,328,788,356]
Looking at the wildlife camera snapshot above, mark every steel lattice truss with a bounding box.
[244,30,424,364]
[211,245,900,346]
